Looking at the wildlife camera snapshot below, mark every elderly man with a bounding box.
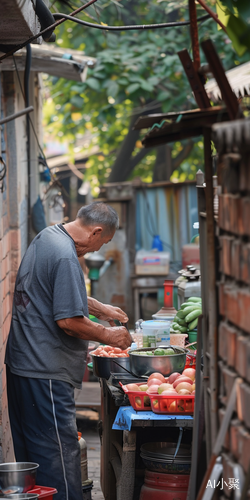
[5,201,132,500]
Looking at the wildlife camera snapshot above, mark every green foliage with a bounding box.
[43,0,250,193]
[216,0,250,55]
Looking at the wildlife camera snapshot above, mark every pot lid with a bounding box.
[178,265,200,281]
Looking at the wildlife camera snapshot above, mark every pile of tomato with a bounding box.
[91,345,130,357]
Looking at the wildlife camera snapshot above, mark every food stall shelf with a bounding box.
[112,406,193,431]
[100,379,193,500]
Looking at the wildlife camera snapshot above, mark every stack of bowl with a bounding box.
[0,462,39,498]
[140,442,191,475]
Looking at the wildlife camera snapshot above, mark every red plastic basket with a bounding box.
[148,393,195,415]
[119,382,152,411]
[184,353,196,370]
[29,486,57,499]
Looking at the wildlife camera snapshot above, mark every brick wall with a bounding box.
[0,68,40,462]
[215,137,250,495]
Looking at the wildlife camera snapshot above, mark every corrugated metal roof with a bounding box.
[139,107,229,148]
[205,62,250,103]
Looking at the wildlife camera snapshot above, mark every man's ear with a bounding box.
[91,226,103,237]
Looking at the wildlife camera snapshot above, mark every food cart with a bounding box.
[91,338,197,500]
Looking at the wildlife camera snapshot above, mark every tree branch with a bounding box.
[172,140,194,170]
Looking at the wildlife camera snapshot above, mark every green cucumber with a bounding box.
[180,302,200,309]
[174,317,187,326]
[187,297,202,303]
[185,308,202,323]
[177,325,188,333]
[172,323,180,330]
[182,305,202,318]
[188,317,198,330]
[176,310,186,319]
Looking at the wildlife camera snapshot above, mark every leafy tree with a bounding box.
[216,0,250,56]
[43,0,249,193]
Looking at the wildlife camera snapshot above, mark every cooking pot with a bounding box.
[90,354,131,379]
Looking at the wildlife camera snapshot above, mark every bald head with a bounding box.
[76,202,119,236]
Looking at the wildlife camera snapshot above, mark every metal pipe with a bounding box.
[24,44,32,246]
[0,106,34,125]
[189,0,200,72]
[99,258,114,278]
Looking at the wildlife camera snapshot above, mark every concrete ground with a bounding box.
[75,381,104,500]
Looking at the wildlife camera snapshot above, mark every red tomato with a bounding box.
[101,351,109,357]
[103,346,113,352]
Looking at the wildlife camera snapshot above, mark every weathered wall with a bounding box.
[213,120,250,497]
[0,68,41,461]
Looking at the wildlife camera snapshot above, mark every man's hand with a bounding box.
[87,297,128,326]
[105,326,133,350]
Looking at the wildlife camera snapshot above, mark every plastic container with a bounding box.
[148,393,195,415]
[135,250,170,275]
[29,486,57,499]
[139,470,189,500]
[120,382,152,411]
[188,331,197,343]
[141,320,171,348]
[151,235,163,251]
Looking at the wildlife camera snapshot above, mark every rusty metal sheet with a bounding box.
[212,118,250,154]
[141,108,229,148]
[178,49,211,109]
[201,39,243,120]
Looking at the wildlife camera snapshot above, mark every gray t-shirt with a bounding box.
[5,224,89,389]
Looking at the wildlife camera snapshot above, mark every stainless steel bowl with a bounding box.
[129,346,187,377]
[90,354,131,379]
[0,462,39,495]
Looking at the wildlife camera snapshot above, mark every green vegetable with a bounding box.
[154,348,166,355]
[177,325,188,333]
[174,317,187,326]
[176,310,186,319]
[182,305,201,318]
[172,323,180,331]
[171,321,179,329]
[185,308,202,323]
[163,348,175,355]
[188,317,198,330]
[187,297,202,303]
[180,301,200,309]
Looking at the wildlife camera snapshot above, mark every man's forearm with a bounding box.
[87,296,105,318]
[57,315,132,350]
[57,316,108,343]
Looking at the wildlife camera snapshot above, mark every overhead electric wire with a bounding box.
[0,7,210,62]
[53,12,211,30]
